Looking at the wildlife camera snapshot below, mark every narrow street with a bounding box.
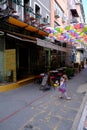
[0,68,87,130]
[0,1,87,130]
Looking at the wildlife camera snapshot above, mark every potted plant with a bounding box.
[65,67,74,79]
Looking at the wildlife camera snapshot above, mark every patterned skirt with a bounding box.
[58,83,66,93]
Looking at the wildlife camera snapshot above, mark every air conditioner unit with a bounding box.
[54,10,59,18]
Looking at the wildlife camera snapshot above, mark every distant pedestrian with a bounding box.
[58,74,71,100]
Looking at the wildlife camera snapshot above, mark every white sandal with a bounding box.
[66,97,71,100]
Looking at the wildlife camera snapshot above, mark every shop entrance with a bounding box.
[17,47,29,79]
[19,48,28,69]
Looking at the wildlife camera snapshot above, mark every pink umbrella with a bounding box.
[44,27,55,33]
[73,23,84,29]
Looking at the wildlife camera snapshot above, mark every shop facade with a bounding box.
[0,0,70,82]
[0,26,69,82]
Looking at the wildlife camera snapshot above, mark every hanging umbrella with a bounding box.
[84,37,87,41]
[64,24,74,30]
[44,27,55,33]
[55,26,65,33]
[73,23,84,29]
[83,25,87,34]
[48,33,57,41]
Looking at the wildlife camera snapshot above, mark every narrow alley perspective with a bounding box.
[0,0,87,130]
[0,67,87,130]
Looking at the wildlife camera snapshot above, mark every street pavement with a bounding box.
[0,68,87,130]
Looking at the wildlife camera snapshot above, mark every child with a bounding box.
[58,74,71,100]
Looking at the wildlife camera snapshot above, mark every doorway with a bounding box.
[17,47,29,79]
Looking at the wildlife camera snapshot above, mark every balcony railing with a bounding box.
[0,3,50,31]
[23,6,50,30]
[25,6,33,13]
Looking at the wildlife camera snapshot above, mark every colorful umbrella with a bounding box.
[47,23,87,47]
[73,23,84,29]
[64,24,74,30]
[83,25,87,34]
[44,27,56,33]
[55,26,65,33]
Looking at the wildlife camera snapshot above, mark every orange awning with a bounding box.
[8,17,28,28]
[25,25,38,32]
[38,30,48,36]
[8,17,48,36]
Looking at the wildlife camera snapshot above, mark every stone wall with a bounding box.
[4,49,16,82]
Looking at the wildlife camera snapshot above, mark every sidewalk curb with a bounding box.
[0,83,21,92]
[71,92,87,130]
[0,76,35,92]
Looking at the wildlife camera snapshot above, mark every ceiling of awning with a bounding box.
[37,38,67,52]
[7,33,37,44]
[3,30,67,51]
[7,31,37,41]
[7,17,48,36]
[5,30,37,43]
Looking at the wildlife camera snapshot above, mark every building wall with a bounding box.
[67,0,77,24]
[50,0,54,27]
[4,49,16,82]
[30,0,51,22]
[50,0,67,27]
[50,0,72,66]
[31,0,50,11]
[56,0,67,11]
[76,3,85,23]
[0,36,5,81]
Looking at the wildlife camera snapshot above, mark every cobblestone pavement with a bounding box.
[0,68,87,130]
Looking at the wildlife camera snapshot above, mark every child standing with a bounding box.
[58,74,71,100]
